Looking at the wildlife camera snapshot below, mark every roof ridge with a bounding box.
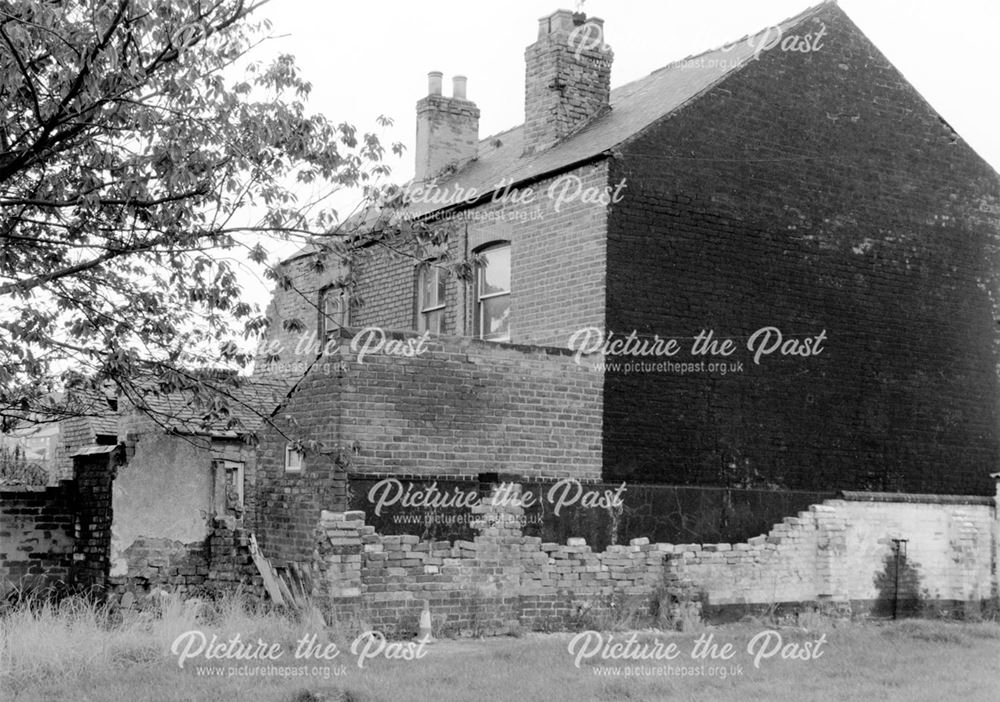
[626,1,833,91]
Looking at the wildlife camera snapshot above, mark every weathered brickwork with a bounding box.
[105,519,263,599]
[0,483,75,594]
[256,331,603,566]
[603,5,1000,494]
[264,162,609,362]
[74,451,117,590]
[255,250,348,381]
[311,485,999,633]
[523,11,612,154]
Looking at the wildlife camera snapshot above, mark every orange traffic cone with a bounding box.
[415,603,434,644]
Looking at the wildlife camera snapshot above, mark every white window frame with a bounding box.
[319,286,350,343]
[284,445,305,473]
[417,264,446,334]
[475,243,511,342]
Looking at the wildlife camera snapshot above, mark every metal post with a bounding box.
[892,538,908,620]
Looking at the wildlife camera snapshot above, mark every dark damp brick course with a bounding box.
[346,475,833,549]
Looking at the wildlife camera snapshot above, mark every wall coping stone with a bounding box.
[839,491,994,505]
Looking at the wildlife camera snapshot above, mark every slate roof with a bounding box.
[128,377,287,436]
[285,1,831,261]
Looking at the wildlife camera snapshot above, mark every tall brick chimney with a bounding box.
[523,10,613,155]
[415,72,480,182]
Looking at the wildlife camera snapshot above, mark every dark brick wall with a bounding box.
[73,453,116,590]
[255,331,603,566]
[602,5,1000,494]
[0,483,75,594]
[346,475,832,549]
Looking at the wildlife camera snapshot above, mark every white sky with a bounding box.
[242,0,1000,300]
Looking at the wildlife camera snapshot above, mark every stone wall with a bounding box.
[0,482,75,594]
[311,485,999,634]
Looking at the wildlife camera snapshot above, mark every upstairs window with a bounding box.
[319,286,349,343]
[417,264,447,334]
[474,243,511,342]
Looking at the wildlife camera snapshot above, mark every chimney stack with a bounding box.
[523,10,613,155]
[415,72,480,182]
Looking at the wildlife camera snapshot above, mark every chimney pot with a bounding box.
[537,9,577,38]
[415,73,480,181]
[427,71,443,96]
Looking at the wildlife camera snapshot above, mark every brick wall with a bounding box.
[346,474,833,548]
[256,331,603,566]
[255,249,348,381]
[105,518,263,599]
[311,485,999,634]
[316,488,666,635]
[603,5,1000,494]
[523,11,612,155]
[0,483,75,594]
[74,452,115,590]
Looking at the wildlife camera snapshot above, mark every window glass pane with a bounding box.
[418,267,431,308]
[422,308,444,334]
[478,246,510,296]
[322,289,348,333]
[419,266,445,309]
[436,269,446,306]
[480,295,510,341]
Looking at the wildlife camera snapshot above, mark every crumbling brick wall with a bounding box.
[311,485,999,633]
[105,518,263,599]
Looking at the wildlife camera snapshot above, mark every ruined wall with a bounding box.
[74,452,117,590]
[107,427,257,594]
[256,332,603,567]
[603,4,1000,493]
[105,518,263,599]
[312,486,999,634]
[0,483,75,594]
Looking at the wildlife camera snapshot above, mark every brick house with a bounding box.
[253,2,1000,565]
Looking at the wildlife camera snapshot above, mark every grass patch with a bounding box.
[2,595,999,702]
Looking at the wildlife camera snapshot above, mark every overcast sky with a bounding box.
[242,0,999,295]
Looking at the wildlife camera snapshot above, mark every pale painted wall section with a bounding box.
[673,492,997,609]
[109,434,214,576]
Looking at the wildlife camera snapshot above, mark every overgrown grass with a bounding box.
[2,595,999,702]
